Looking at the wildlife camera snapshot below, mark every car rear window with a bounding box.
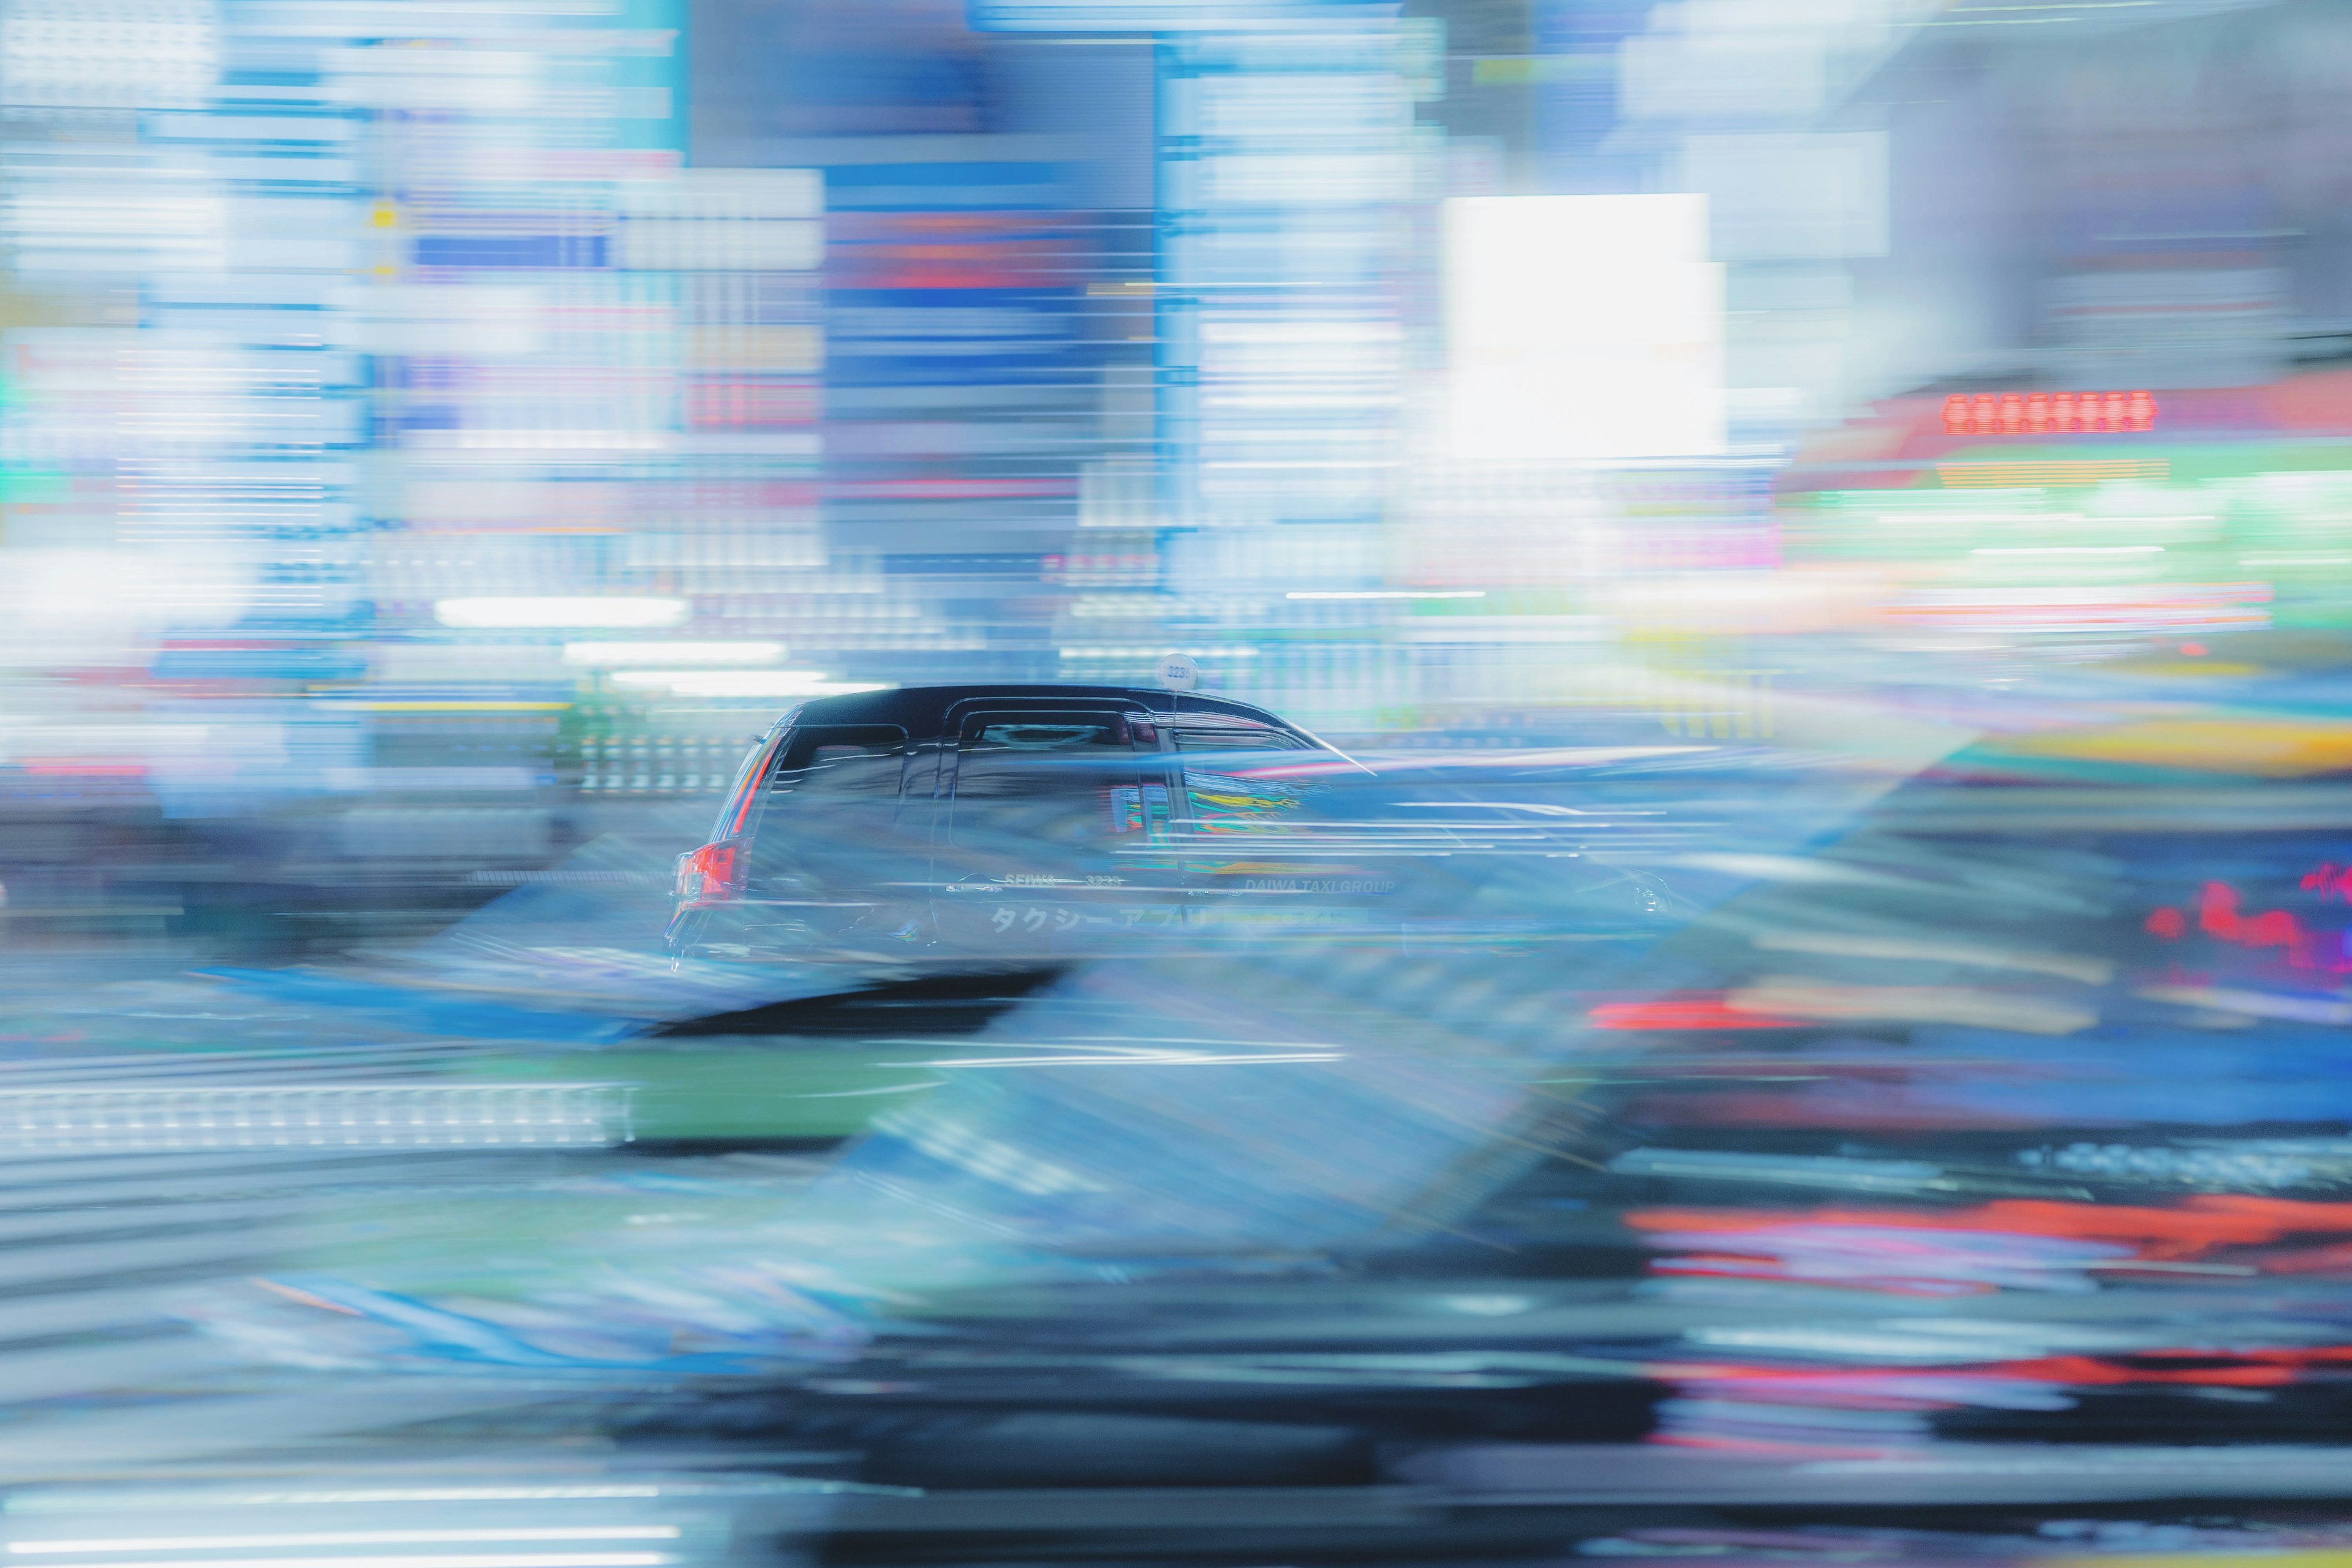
[768,725,908,799]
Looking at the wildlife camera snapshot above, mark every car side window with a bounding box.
[949,710,1158,849]
[766,725,908,800]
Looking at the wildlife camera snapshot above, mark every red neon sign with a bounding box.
[1941,390,2157,435]
[2146,880,2331,970]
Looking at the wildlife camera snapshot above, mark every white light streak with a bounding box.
[606,671,889,698]
[910,1027,1344,1059]
[5,1487,678,1512]
[1284,590,1487,600]
[1969,546,2163,556]
[435,598,687,630]
[0,1558,668,1568]
[12,1532,680,1556]
[1057,647,1258,658]
[1877,512,2083,525]
[1395,801,1596,815]
[562,642,783,667]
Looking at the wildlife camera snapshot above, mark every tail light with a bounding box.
[674,837,746,903]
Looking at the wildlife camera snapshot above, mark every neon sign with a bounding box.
[1941,391,2157,435]
[2146,880,2329,970]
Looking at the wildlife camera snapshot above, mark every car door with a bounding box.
[934,704,1186,952]
[731,722,929,954]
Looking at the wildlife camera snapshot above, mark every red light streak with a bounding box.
[1631,1194,2352,1259]
[1989,1347,2352,1387]
[1672,1346,2352,1390]
[1940,390,2157,435]
[1589,997,1806,1030]
[2145,880,2328,969]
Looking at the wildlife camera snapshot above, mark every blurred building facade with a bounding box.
[4,0,2352,941]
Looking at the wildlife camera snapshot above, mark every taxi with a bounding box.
[665,684,1378,962]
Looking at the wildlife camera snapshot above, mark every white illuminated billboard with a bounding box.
[1445,194,1726,461]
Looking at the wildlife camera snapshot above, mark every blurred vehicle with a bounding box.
[666,683,1375,963]
[666,683,1697,968]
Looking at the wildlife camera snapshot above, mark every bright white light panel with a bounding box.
[1445,194,1727,462]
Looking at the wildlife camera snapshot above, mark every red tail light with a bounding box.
[674,838,745,903]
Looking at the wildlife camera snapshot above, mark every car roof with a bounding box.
[782,684,1306,741]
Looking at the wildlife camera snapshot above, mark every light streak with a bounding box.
[1283,590,1487,600]
[0,1558,668,1568]
[607,672,889,697]
[434,598,687,630]
[561,642,783,666]
[1969,545,2163,556]
[12,1532,680,1556]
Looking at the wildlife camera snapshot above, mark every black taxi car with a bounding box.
[666,683,1395,963]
